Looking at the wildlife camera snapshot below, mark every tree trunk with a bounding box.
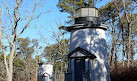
[131,36,134,67]
[7,56,13,81]
[114,52,117,69]
[122,26,125,66]
[0,6,3,53]
[110,27,114,66]
[127,24,131,67]
[7,68,12,81]
[35,66,38,81]
[122,49,125,66]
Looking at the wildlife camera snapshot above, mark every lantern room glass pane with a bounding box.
[89,8,95,17]
[96,9,98,17]
[81,8,88,17]
[77,9,82,17]
[77,7,98,17]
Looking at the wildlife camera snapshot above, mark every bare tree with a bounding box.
[114,0,137,67]
[41,24,69,81]
[0,0,46,81]
[99,0,137,68]
[0,3,3,55]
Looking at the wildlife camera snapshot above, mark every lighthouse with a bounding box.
[65,2,111,81]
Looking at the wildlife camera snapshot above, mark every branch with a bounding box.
[0,39,9,75]
[5,1,14,28]
[32,11,49,20]
[122,0,130,23]
[14,0,23,20]
[17,18,32,38]
[0,5,3,53]
[113,0,125,26]
[9,0,23,59]
[131,17,137,25]
[5,34,12,51]
[17,0,43,38]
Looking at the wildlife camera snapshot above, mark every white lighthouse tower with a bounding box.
[65,2,111,81]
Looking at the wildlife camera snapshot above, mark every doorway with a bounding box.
[75,59,85,81]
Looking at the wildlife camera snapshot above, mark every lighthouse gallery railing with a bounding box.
[65,71,90,81]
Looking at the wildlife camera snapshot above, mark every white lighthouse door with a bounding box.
[75,59,85,81]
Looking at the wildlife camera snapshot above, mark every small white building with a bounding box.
[38,63,54,81]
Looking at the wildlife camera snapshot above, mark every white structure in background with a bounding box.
[38,63,54,81]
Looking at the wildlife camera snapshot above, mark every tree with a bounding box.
[57,0,100,24]
[43,39,69,81]
[0,4,3,54]
[0,0,46,81]
[15,37,41,81]
[0,54,7,81]
[0,37,40,81]
[99,0,122,68]
[42,29,69,81]
[99,0,137,68]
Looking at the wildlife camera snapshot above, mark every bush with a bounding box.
[110,66,137,81]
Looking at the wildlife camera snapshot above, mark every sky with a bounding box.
[17,0,111,61]
[18,0,111,60]
[4,0,136,61]
[20,0,110,45]
[20,0,69,46]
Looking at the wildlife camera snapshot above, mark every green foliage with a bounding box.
[7,37,41,81]
[35,55,43,63]
[43,39,69,81]
[13,57,24,67]
[0,54,9,61]
[99,0,137,67]
[43,39,69,63]
[0,55,6,81]
[99,1,121,23]
[17,38,35,59]
[57,0,99,24]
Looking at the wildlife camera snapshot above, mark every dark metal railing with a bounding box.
[82,72,90,81]
[65,71,90,81]
[65,72,72,81]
